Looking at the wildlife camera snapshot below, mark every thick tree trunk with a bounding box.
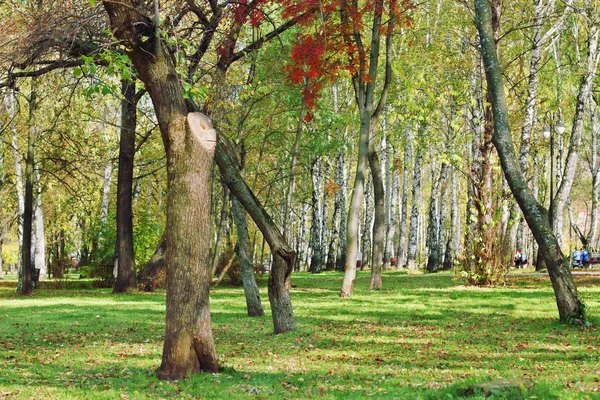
[114,79,138,293]
[103,1,219,377]
[407,151,422,270]
[215,135,296,333]
[232,197,264,317]
[474,0,585,323]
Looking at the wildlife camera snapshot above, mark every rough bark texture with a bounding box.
[215,135,296,333]
[474,0,584,323]
[114,79,138,293]
[103,1,219,378]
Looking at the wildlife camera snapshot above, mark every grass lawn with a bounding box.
[0,270,599,399]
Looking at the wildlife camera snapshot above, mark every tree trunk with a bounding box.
[137,233,166,290]
[474,0,585,323]
[397,127,412,268]
[551,14,599,240]
[369,138,385,289]
[34,175,46,281]
[341,111,370,296]
[384,141,398,267]
[438,163,449,267]
[309,158,323,273]
[114,79,138,293]
[407,151,422,270]
[100,160,113,225]
[283,95,306,241]
[426,162,440,273]
[21,79,39,295]
[103,1,219,377]
[361,174,373,269]
[4,90,24,281]
[335,127,349,271]
[215,135,296,334]
[590,103,600,247]
[232,196,264,317]
[210,187,231,277]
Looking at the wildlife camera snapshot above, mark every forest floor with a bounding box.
[0,270,599,399]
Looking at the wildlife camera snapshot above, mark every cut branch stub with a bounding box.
[187,112,217,151]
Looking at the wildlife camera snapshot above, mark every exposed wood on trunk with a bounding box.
[103,1,219,377]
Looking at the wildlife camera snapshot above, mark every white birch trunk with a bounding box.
[362,174,373,269]
[4,91,24,273]
[590,103,600,247]
[407,151,422,270]
[552,15,599,247]
[397,126,412,268]
[34,173,46,280]
[309,158,323,273]
[101,161,113,224]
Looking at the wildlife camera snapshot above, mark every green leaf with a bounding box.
[88,0,96,6]
[73,68,82,78]
[101,85,111,95]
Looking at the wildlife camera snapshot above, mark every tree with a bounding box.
[474,0,585,323]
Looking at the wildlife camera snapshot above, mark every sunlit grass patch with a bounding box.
[1,271,599,399]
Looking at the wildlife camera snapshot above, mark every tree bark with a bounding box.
[426,162,440,273]
[474,0,585,323]
[309,158,323,273]
[21,79,39,295]
[407,151,422,270]
[397,126,412,268]
[369,138,385,289]
[103,1,219,377]
[215,135,296,334]
[114,79,138,293]
[551,13,599,238]
[231,196,264,317]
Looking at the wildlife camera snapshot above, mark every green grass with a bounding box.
[1,271,599,399]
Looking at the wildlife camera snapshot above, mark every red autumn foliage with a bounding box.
[281,0,414,110]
